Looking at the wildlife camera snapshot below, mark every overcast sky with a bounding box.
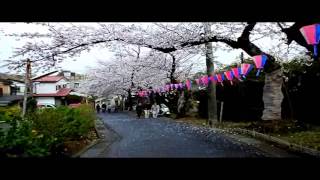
[0,23,302,76]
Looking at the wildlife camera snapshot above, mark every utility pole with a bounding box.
[240,52,244,64]
[22,59,31,118]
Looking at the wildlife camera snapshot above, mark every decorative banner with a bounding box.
[300,24,320,57]
[231,67,241,80]
[241,63,253,78]
[253,55,268,76]
[224,71,234,85]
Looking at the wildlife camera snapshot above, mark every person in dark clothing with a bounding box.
[101,103,107,113]
[96,104,101,113]
[136,102,143,118]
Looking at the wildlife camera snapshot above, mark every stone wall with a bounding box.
[262,69,284,120]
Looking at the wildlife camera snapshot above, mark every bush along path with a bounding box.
[0,104,98,157]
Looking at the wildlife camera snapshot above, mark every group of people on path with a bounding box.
[96,103,113,113]
[136,102,160,119]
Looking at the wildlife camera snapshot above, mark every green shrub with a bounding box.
[0,116,58,157]
[0,104,96,157]
[30,104,95,140]
[0,105,21,122]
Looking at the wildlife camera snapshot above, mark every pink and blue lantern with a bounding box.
[240,63,253,78]
[174,84,179,89]
[253,55,267,76]
[201,76,209,86]
[232,67,241,80]
[216,73,224,86]
[299,24,320,57]
[224,71,234,85]
[186,80,191,90]
[179,83,183,89]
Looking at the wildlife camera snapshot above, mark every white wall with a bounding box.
[12,81,25,95]
[36,97,55,105]
[33,78,69,94]
[35,83,57,94]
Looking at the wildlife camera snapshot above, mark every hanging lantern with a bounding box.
[299,24,320,57]
[253,55,268,76]
[224,71,234,85]
[211,75,217,83]
[186,79,191,90]
[231,67,241,80]
[179,83,183,89]
[174,84,179,89]
[165,85,170,91]
[240,63,253,78]
[195,79,200,86]
[216,73,224,86]
[201,76,208,86]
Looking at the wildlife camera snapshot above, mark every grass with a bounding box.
[171,114,320,151]
[271,127,320,151]
[173,116,207,127]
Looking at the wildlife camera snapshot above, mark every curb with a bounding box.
[72,118,104,158]
[222,127,320,157]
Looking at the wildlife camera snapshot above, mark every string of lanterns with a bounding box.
[136,23,320,97]
[136,54,268,97]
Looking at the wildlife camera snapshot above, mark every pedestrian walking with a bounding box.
[151,102,160,118]
[136,102,143,118]
[102,103,106,113]
[96,104,101,113]
[144,102,151,119]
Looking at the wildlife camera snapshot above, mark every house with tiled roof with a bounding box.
[0,73,25,106]
[32,71,73,106]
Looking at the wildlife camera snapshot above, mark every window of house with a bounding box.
[63,84,66,88]
[74,83,79,88]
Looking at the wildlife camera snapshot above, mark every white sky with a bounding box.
[0,23,300,76]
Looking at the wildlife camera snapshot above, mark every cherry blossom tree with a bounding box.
[4,22,319,121]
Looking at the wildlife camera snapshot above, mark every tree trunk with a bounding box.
[262,69,284,121]
[127,88,133,111]
[204,23,218,126]
[169,53,176,83]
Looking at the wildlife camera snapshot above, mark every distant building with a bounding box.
[0,73,25,106]
[58,70,87,91]
[32,71,72,106]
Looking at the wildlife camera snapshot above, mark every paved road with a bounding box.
[97,112,297,158]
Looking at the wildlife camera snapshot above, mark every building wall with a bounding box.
[12,81,25,95]
[35,97,56,105]
[0,82,11,95]
[55,98,62,106]
[35,83,57,94]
